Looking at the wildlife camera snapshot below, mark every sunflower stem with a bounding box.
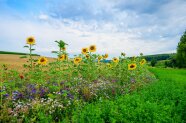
[29,44,33,71]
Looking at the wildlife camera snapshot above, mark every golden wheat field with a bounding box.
[0,54,55,70]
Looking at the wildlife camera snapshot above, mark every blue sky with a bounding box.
[0,0,186,57]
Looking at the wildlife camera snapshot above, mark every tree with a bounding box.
[151,59,157,67]
[176,31,186,68]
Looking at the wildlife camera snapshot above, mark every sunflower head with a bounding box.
[103,53,108,59]
[60,47,66,51]
[98,56,103,60]
[74,57,82,65]
[26,36,35,45]
[38,57,48,65]
[89,45,96,52]
[140,59,146,65]
[128,63,137,70]
[85,54,90,59]
[58,54,68,61]
[82,48,88,54]
[113,57,119,63]
[107,63,112,68]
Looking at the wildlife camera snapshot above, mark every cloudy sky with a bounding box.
[0,0,186,58]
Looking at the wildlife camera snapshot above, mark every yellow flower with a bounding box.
[58,54,68,61]
[85,54,90,59]
[113,57,119,63]
[60,47,66,51]
[82,48,88,54]
[107,63,112,68]
[140,59,146,65]
[38,57,48,65]
[74,57,82,64]
[26,36,35,45]
[128,63,137,70]
[103,53,108,59]
[98,56,103,60]
[89,45,96,52]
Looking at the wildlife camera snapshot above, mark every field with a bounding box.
[0,40,186,122]
[70,68,186,122]
[0,54,55,71]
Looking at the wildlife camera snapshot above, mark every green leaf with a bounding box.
[31,49,35,51]
[24,45,29,48]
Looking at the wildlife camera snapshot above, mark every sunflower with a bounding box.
[58,54,68,61]
[113,57,119,63]
[38,57,48,65]
[82,48,88,54]
[107,63,112,68]
[74,57,82,64]
[140,59,146,65]
[103,53,108,59]
[128,63,137,70]
[89,45,96,52]
[98,56,103,61]
[26,36,35,45]
[85,54,90,59]
[60,47,66,51]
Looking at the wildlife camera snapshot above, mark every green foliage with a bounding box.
[150,59,157,67]
[177,30,186,68]
[72,68,186,123]
[144,53,175,62]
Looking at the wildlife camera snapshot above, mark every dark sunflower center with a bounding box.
[40,58,45,62]
[83,49,87,52]
[75,59,79,61]
[28,38,34,42]
[90,46,94,50]
[130,65,135,68]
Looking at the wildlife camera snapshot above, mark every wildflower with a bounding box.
[82,48,88,54]
[74,57,82,64]
[89,45,96,52]
[140,59,146,65]
[103,53,108,59]
[19,74,24,79]
[128,63,137,70]
[38,57,48,65]
[58,54,68,61]
[26,36,35,45]
[113,57,119,63]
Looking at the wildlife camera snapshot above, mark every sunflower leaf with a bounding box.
[24,45,29,48]
[31,49,35,51]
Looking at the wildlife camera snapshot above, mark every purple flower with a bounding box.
[130,78,136,83]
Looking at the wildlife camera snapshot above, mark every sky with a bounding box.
[0,0,186,58]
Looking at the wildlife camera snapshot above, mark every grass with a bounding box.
[71,68,186,123]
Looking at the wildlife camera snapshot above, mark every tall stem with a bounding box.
[29,44,33,70]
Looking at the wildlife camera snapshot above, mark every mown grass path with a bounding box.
[71,68,186,123]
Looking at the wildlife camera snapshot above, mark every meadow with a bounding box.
[0,37,185,122]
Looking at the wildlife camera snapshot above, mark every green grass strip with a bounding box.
[71,68,186,123]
